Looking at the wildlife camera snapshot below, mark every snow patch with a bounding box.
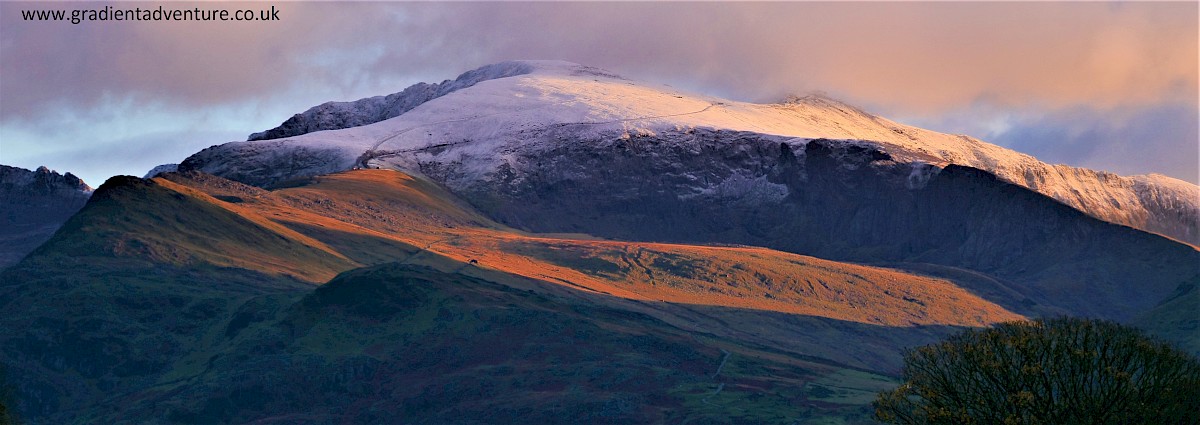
[681,172,789,204]
[144,163,179,179]
[906,162,940,190]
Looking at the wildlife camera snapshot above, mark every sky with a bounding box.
[1,1,1197,186]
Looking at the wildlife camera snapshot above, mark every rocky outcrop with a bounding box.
[0,165,91,268]
[179,140,356,188]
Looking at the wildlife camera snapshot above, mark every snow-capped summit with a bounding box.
[143,163,179,179]
[181,60,1199,245]
[247,61,545,141]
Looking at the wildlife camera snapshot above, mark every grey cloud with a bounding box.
[1,1,1195,183]
[6,2,1194,121]
[991,104,1199,183]
[1,2,403,122]
[7,128,244,186]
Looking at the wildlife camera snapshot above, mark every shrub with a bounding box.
[874,317,1200,424]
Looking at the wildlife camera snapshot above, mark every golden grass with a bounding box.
[166,169,1023,327]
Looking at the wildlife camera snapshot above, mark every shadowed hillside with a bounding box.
[449,136,1200,321]
[102,263,907,424]
[1,164,1194,423]
[156,169,1020,328]
[0,169,1020,423]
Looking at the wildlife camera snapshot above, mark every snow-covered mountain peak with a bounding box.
[243,60,629,142]
[493,59,625,79]
[779,93,865,112]
[247,60,545,141]
[1134,173,1196,189]
[184,60,1199,246]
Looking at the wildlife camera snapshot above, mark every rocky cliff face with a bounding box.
[0,165,91,268]
[419,132,1198,321]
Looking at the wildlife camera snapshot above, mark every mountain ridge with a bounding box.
[0,165,92,268]
[192,60,1198,245]
[247,61,540,141]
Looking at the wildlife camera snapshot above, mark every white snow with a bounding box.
[143,163,179,179]
[192,60,1200,245]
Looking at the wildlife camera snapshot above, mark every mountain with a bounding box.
[247,61,536,141]
[186,60,1199,246]
[75,262,912,424]
[143,163,179,178]
[179,60,1198,321]
[1135,275,1200,355]
[0,165,91,268]
[0,174,317,421]
[3,61,1197,423]
[0,169,1009,423]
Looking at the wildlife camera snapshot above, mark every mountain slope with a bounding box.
[157,169,1018,328]
[3,166,1192,423]
[0,175,323,419]
[446,136,1198,321]
[44,175,356,282]
[191,121,1198,321]
[0,169,1021,423]
[186,60,1198,245]
[96,263,904,424]
[1135,276,1200,354]
[0,165,91,268]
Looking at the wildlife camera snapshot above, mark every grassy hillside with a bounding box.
[23,175,355,282]
[0,176,327,418]
[453,138,1200,322]
[18,168,1197,423]
[151,169,1018,328]
[1135,276,1200,355]
[99,263,896,424]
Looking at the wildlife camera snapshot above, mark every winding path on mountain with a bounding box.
[701,349,732,406]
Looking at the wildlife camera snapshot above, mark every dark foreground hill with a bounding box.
[111,263,907,424]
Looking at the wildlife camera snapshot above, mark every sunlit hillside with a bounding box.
[153,169,1021,328]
